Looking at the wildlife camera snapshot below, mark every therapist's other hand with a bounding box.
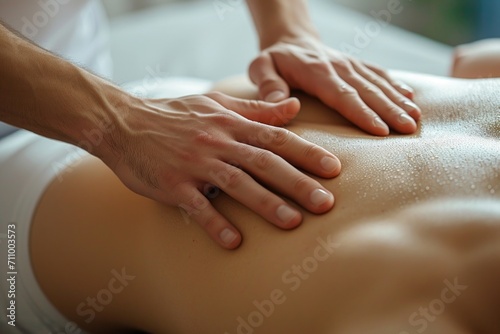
[249,37,421,136]
[106,92,340,249]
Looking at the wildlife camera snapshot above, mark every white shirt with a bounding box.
[0,0,112,77]
[0,0,113,138]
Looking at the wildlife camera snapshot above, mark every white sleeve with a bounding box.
[0,0,113,79]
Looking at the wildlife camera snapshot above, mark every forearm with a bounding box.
[0,23,127,161]
[245,0,319,49]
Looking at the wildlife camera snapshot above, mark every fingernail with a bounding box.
[265,90,286,102]
[398,113,416,125]
[220,228,238,245]
[399,83,414,95]
[310,189,332,206]
[277,205,299,225]
[372,117,389,133]
[321,156,340,173]
[403,100,419,111]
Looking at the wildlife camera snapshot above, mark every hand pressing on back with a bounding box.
[105,92,341,249]
[249,36,421,136]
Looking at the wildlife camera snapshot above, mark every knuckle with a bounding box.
[187,193,209,211]
[249,55,267,70]
[168,98,190,112]
[248,99,265,111]
[302,144,324,160]
[177,150,199,164]
[225,168,245,188]
[271,128,292,147]
[293,175,312,193]
[258,192,276,210]
[332,59,352,73]
[337,85,358,98]
[201,214,218,229]
[249,56,272,84]
[250,124,280,147]
[364,84,383,96]
[254,150,275,171]
[212,112,238,127]
[237,143,254,162]
[258,78,279,93]
[193,131,225,149]
[309,60,331,74]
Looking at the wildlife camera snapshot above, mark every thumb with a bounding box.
[208,93,300,126]
[249,52,290,102]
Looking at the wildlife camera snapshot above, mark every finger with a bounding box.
[339,70,418,134]
[207,162,304,228]
[358,65,421,122]
[232,144,335,214]
[206,91,300,126]
[176,185,242,249]
[312,73,390,136]
[236,124,341,180]
[350,61,421,122]
[249,52,290,102]
[363,61,415,99]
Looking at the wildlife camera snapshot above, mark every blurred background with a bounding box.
[102,0,500,45]
[100,0,500,84]
[332,0,500,45]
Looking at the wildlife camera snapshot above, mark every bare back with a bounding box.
[31,72,500,333]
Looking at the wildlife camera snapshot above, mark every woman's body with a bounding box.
[1,0,422,250]
[452,38,500,79]
[27,71,500,333]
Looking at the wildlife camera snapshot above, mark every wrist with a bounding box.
[72,70,134,168]
[46,62,132,168]
[259,24,320,50]
[0,23,129,167]
[246,0,319,50]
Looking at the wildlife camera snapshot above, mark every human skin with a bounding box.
[0,23,341,249]
[0,0,423,249]
[452,38,500,79]
[0,0,422,248]
[246,0,421,135]
[30,71,500,333]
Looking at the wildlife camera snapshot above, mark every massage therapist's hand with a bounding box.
[106,92,340,249]
[249,36,421,136]
[0,23,338,250]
